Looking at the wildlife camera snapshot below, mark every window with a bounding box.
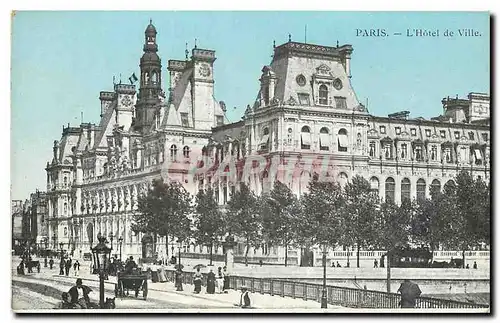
[334,96,347,109]
[287,128,293,146]
[337,129,348,152]
[474,148,483,165]
[430,145,438,161]
[401,143,408,159]
[170,145,178,161]
[454,131,460,140]
[440,130,446,138]
[383,143,391,159]
[260,127,270,150]
[444,147,452,163]
[263,87,270,106]
[431,179,441,195]
[180,113,189,127]
[482,133,489,142]
[460,147,468,163]
[223,186,228,205]
[318,85,328,105]
[319,127,330,151]
[385,177,395,202]
[338,172,348,187]
[298,93,311,106]
[410,128,417,136]
[64,203,68,214]
[369,141,376,157]
[416,179,426,202]
[370,177,379,195]
[380,126,386,134]
[415,145,423,161]
[301,126,311,150]
[183,146,190,158]
[469,132,475,140]
[395,127,401,135]
[401,178,411,202]
[214,189,219,204]
[216,116,224,127]
[425,129,431,137]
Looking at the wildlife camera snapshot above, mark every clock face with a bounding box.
[199,64,211,77]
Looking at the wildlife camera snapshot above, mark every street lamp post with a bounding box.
[321,246,328,309]
[118,237,123,262]
[91,233,111,309]
[52,234,56,250]
[109,233,114,254]
[59,242,64,259]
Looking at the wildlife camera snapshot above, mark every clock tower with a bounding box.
[191,48,216,130]
[135,20,163,132]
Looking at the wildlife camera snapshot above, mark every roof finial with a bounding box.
[185,42,189,60]
[273,40,276,49]
[194,38,198,49]
[288,33,291,42]
[337,40,339,48]
[150,18,152,25]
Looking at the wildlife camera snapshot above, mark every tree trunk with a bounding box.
[386,250,391,293]
[347,247,350,267]
[284,242,288,267]
[356,243,360,268]
[165,235,169,258]
[462,249,466,269]
[245,239,249,267]
[209,243,213,266]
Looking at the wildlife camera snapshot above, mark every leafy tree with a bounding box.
[343,175,379,267]
[132,179,192,260]
[373,200,412,292]
[226,183,261,266]
[297,180,345,259]
[259,181,300,267]
[193,188,224,265]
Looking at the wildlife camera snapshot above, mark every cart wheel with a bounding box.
[143,281,148,300]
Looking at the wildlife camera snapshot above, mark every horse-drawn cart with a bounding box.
[115,271,148,300]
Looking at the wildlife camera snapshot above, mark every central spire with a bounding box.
[144,20,158,53]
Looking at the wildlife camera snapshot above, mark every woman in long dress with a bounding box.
[193,268,202,294]
[206,269,216,294]
[175,268,183,291]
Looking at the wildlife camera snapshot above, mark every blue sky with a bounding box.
[11,11,489,200]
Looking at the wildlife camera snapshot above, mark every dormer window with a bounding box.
[425,129,431,137]
[380,126,386,134]
[395,127,401,135]
[181,113,189,127]
[410,128,417,136]
[334,96,347,109]
[298,93,311,106]
[318,84,328,105]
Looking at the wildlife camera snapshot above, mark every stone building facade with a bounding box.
[43,22,490,262]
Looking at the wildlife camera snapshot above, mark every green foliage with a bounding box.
[193,188,224,247]
[373,200,412,251]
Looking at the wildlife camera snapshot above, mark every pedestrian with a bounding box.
[216,267,224,294]
[49,257,54,270]
[175,268,183,291]
[206,269,216,294]
[59,258,66,276]
[223,266,229,293]
[68,278,93,309]
[473,261,478,269]
[374,259,378,268]
[65,258,72,276]
[73,260,80,276]
[234,285,251,308]
[193,268,202,294]
[17,260,25,275]
[397,279,422,308]
[44,257,48,268]
[336,261,341,268]
[466,264,470,269]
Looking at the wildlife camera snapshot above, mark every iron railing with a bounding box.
[163,269,488,309]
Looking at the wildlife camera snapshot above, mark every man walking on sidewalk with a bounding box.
[65,258,72,276]
[59,258,66,276]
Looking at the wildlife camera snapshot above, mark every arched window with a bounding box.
[319,127,330,151]
[183,146,190,158]
[444,180,456,194]
[401,178,411,202]
[416,179,426,202]
[338,129,348,152]
[370,176,380,195]
[385,177,395,202]
[151,72,158,84]
[431,179,441,195]
[301,126,311,150]
[170,145,177,161]
[319,84,328,105]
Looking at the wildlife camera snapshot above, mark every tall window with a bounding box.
[444,147,452,163]
[301,126,311,150]
[170,145,177,161]
[319,84,328,105]
[401,178,411,202]
[385,177,395,202]
[469,131,475,140]
[384,143,391,159]
[181,113,189,127]
[401,143,408,159]
[334,96,347,109]
[183,146,190,158]
[370,177,380,195]
[261,127,270,150]
[430,145,438,161]
[369,141,376,157]
[431,179,441,195]
[319,127,330,151]
[416,179,426,202]
[415,145,423,161]
[338,129,348,152]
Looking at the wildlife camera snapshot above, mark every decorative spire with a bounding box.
[273,40,276,49]
[194,38,198,49]
[336,40,339,48]
[288,33,291,42]
[185,42,189,60]
[150,18,152,24]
